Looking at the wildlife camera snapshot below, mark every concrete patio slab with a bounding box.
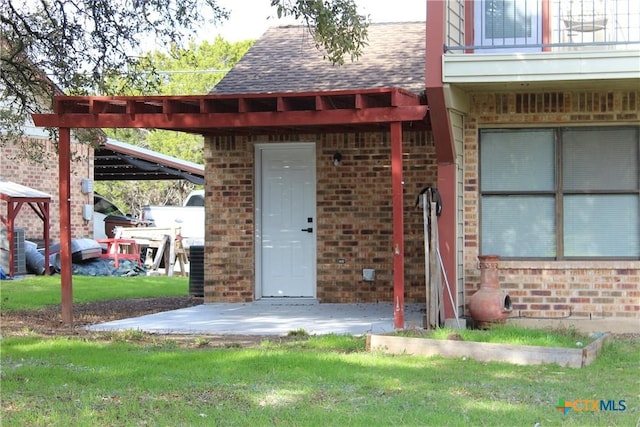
[86,301,638,337]
[87,302,426,336]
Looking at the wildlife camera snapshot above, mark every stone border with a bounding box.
[365,333,610,368]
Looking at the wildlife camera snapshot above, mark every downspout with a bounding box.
[425,0,458,321]
[59,127,73,325]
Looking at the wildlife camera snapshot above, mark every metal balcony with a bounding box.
[445,0,640,53]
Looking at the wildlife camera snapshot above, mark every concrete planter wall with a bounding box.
[366,333,610,368]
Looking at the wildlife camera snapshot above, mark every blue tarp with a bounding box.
[24,239,145,277]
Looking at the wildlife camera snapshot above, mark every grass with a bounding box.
[0,275,188,311]
[1,334,638,426]
[1,276,638,426]
[394,323,594,348]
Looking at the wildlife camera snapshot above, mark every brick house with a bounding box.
[205,23,431,308]
[427,0,640,321]
[1,130,204,271]
[203,6,639,322]
[34,23,432,327]
[1,129,93,243]
[34,1,639,326]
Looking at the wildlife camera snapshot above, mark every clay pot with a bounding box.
[467,255,512,328]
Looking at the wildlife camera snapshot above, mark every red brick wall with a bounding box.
[464,89,640,319]
[1,137,94,244]
[203,131,436,303]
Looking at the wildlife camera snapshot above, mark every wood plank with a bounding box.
[432,202,444,326]
[581,333,610,367]
[151,235,169,271]
[428,201,439,329]
[367,333,610,368]
[423,194,430,329]
[117,227,177,241]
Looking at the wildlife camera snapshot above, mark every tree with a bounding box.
[96,38,253,214]
[0,0,368,160]
[134,38,254,96]
[271,0,368,64]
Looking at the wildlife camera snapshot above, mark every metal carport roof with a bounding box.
[95,138,204,185]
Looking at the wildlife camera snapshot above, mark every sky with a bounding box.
[208,0,427,42]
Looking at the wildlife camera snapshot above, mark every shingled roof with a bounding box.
[211,22,426,95]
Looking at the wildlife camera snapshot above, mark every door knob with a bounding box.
[301,227,313,233]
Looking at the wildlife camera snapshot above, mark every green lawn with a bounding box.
[396,323,595,348]
[1,275,188,311]
[1,276,638,426]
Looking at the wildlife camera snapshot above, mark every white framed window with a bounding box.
[474,0,542,52]
[480,127,640,259]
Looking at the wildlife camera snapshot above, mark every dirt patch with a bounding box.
[0,297,272,347]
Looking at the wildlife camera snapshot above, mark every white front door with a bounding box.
[256,143,316,298]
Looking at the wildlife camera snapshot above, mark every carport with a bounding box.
[94,138,204,184]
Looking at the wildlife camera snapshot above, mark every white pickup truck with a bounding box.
[141,190,205,249]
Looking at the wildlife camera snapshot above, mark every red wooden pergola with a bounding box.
[33,87,429,327]
[0,181,52,277]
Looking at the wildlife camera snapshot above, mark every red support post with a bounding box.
[59,127,73,325]
[390,121,405,329]
[9,202,25,276]
[6,202,16,277]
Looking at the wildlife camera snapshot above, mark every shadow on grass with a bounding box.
[2,336,637,426]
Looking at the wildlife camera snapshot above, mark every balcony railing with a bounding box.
[445,0,640,53]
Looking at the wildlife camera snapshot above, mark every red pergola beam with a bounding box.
[33,106,427,130]
[46,88,425,119]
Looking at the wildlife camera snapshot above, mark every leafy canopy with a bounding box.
[97,38,253,213]
[272,0,368,65]
[1,0,368,160]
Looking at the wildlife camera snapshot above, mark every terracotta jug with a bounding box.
[467,255,512,328]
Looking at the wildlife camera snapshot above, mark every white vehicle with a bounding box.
[93,193,128,240]
[183,189,204,207]
[141,190,205,249]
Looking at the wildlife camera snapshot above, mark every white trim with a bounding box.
[443,50,640,85]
